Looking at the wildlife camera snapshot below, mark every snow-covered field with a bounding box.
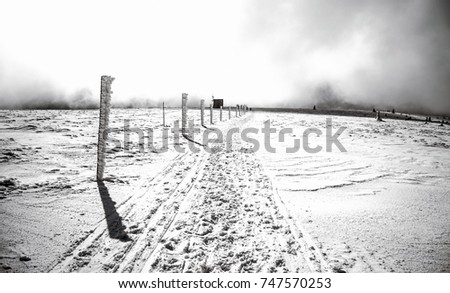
[0,109,449,272]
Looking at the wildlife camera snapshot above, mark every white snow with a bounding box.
[0,109,449,272]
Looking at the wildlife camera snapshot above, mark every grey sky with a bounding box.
[0,0,449,114]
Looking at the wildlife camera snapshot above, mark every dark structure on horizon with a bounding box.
[213,98,223,109]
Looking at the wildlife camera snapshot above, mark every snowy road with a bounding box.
[1,109,449,272]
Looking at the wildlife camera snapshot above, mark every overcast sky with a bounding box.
[0,0,449,114]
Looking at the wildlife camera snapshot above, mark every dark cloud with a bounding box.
[245,0,450,115]
[311,83,369,111]
[1,1,449,115]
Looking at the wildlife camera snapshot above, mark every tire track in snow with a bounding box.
[140,115,314,273]
[48,151,207,272]
[50,113,320,273]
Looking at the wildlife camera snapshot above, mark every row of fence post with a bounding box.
[96,76,250,181]
[183,95,248,128]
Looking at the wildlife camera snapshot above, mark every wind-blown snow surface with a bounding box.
[0,109,449,272]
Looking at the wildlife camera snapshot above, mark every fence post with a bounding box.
[220,106,223,121]
[200,99,205,126]
[96,75,114,181]
[236,105,238,117]
[210,103,213,124]
[162,101,165,126]
[182,93,188,134]
[229,106,231,120]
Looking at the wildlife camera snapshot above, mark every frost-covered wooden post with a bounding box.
[228,106,231,120]
[182,93,188,134]
[162,101,166,126]
[210,103,213,124]
[200,99,205,126]
[96,75,114,181]
[235,105,238,117]
[220,106,223,121]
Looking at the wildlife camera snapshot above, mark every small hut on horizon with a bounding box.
[213,98,224,109]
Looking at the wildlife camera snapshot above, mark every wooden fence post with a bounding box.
[200,99,205,126]
[182,93,188,134]
[210,103,213,124]
[162,101,166,126]
[97,75,114,181]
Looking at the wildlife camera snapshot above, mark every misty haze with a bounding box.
[1,0,449,276]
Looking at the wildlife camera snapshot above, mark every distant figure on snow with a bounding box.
[392,108,395,114]
[313,105,316,110]
[376,111,383,122]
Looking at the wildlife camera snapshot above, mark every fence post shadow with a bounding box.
[97,181,130,242]
[182,133,205,147]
